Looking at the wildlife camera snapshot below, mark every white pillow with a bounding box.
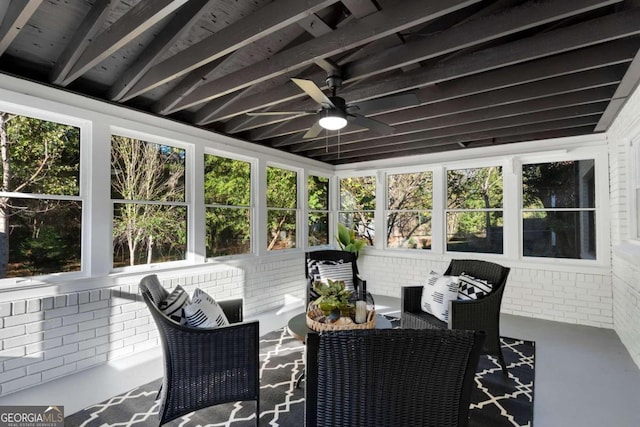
[421,271,459,322]
[317,262,355,291]
[159,285,190,325]
[184,288,229,328]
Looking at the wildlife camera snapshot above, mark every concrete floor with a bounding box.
[1,295,639,426]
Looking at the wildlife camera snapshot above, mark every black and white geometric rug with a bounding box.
[65,319,534,427]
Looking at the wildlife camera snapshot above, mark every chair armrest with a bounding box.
[449,295,500,331]
[401,286,423,313]
[218,298,244,324]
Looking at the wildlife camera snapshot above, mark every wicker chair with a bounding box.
[305,328,485,427]
[305,250,367,304]
[401,259,511,375]
[139,275,260,426]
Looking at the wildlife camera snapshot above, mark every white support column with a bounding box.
[85,122,112,276]
[190,144,206,264]
[255,158,267,256]
[431,166,445,254]
[502,157,520,259]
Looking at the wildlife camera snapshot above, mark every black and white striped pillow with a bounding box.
[458,273,493,300]
[158,285,190,325]
[184,288,229,328]
[421,271,459,322]
[317,262,355,291]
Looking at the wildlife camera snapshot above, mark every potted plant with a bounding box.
[313,279,353,322]
[336,223,366,257]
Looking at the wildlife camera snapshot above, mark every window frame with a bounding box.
[110,130,191,273]
[384,169,434,251]
[265,163,300,252]
[307,173,332,248]
[203,150,255,259]
[444,164,505,256]
[0,102,88,285]
[338,174,377,248]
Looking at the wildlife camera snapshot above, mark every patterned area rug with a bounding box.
[65,318,534,427]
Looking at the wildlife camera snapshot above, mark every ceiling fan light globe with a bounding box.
[319,109,347,130]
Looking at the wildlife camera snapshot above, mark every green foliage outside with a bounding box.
[339,176,376,244]
[308,175,329,246]
[111,135,186,267]
[267,167,297,250]
[0,112,81,278]
[447,167,503,253]
[204,155,251,256]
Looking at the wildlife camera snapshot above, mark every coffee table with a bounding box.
[287,312,394,387]
[287,311,393,342]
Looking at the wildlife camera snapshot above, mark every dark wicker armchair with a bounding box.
[305,250,366,304]
[139,275,260,426]
[305,329,485,427]
[401,259,511,375]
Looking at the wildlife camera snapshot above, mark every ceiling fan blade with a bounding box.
[303,121,325,139]
[292,78,335,107]
[350,93,420,115]
[348,113,395,135]
[246,110,316,116]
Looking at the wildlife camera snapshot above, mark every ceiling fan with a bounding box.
[247,75,419,139]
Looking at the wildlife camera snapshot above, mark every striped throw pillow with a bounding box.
[317,262,355,291]
[458,273,493,300]
[421,271,459,322]
[159,285,190,325]
[184,288,229,328]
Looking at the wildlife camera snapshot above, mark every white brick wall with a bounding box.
[359,252,613,328]
[0,255,305,397]
[606,70,640,371]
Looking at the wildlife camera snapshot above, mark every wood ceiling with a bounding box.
[1,0,640,165]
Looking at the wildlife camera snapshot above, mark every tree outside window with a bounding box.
[522,160,596,259]
[111,135,186,267]
[339,176,375,245]
[386,171,432,249]
[267,166,297,250]
[204,154,251,257]
[0,112,81,278]
[308,175,329,246]
[446,167,503,254]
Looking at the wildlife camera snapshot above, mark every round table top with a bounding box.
[287,311,393,342]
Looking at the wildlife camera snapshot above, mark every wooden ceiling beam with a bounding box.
[61,0,189,86]
[199,0,625,125]
[108,0,211,101]
[121,0,340,100]
[299,90,614,156]
[331,126,596,164]
[0,0,42,57]
[341,0,378,18]
[316,115,600,162]
[343,0,624,81]
[172,0,483,111]
[270,63,626,146]
[248,36,639,140]
[50,0,113,85]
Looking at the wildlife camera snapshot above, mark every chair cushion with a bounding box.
[458,273,493,300]
[184,288,230,328]
[317,262,355,291]
[159,285,190,325]
[421,271,459,322]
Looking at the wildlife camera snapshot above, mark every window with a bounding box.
[267,166,297,250]
[111,135,186,267]
[0,111,81,278]
[339,176,376,245]
[522,160,596,259]
[386,171,433,249]
[204,154,251,257]
[308,175,329,246]
[446,166,503,254]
